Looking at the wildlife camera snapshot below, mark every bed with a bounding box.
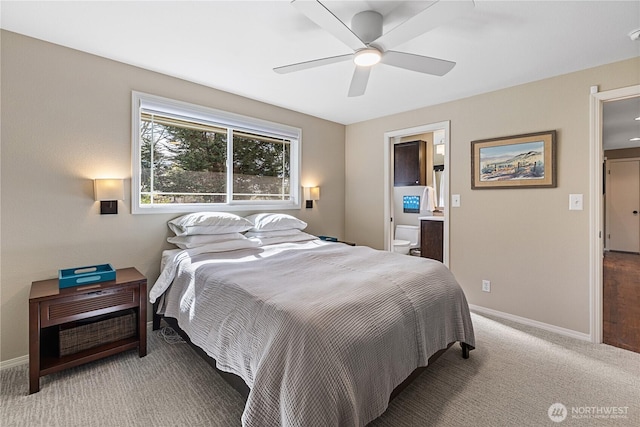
[149,212,475,427]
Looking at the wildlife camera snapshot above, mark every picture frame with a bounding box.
[403,195,420,213]
[471,130,557,189]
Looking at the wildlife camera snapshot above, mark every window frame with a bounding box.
[131,91,301,214]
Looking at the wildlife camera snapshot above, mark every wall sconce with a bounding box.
[303,186,320,208]
[94,179,125,214]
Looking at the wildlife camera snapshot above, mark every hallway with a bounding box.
[603,251,640,353]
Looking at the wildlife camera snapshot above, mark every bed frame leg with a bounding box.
[152,301,161,331]
[461,342,471,359]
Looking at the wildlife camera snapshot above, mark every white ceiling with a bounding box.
[1,0,639,128]
[603,97,640,150]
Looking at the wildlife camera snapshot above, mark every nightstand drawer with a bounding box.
[40,285,139,327]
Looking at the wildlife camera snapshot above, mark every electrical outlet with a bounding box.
[482,280,491,292]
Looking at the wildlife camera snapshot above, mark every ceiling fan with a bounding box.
[274,0,474,97]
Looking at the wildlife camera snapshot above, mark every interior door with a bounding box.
[607,160,640,253]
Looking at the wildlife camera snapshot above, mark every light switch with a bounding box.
[569,194,583,211]
[452,194,461,207]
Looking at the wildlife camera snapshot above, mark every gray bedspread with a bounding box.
[152,240,475,427]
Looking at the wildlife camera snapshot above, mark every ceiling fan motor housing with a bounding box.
[351,10,383,44]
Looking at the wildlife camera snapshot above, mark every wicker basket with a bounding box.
[59,310,136,357]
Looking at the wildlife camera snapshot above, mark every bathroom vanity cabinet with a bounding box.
[420,219,443,262]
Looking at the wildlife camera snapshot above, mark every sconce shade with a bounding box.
[303,186,320,201]
[94,179,125,201]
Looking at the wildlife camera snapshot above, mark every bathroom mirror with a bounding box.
[432,129,445,209]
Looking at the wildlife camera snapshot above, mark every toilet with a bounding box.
[393,225,420,255]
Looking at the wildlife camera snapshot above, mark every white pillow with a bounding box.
[244,229,303,239]
[257,231,318,246]
[167,233,247,249]
[168,212,253,236]
[245,213,307,232]
[189,239,260,253]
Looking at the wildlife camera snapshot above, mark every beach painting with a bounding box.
[471,131,556,189]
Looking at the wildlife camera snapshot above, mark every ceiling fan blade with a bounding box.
[373,0,475,51]
[381,51,455,76]
[274,53,353,74]
[347,66,371,97]
[293,0,366,51]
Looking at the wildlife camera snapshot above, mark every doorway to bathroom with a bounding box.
[383,121,450,266]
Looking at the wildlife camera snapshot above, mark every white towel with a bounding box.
[420,186,435,214]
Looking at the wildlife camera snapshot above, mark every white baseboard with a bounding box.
[469,304,592,342]
[0,354,28,370]
[0,321,156,371]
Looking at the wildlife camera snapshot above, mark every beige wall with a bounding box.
[0,31,346,362]
[346,57,640,335]
[3,28,638,362]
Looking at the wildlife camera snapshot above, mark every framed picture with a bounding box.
[471,130,557,189]
[403,195,420,213]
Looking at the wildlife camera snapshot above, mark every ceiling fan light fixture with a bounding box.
[354,48,381,67]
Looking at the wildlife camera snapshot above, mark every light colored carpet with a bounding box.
[2,312,639,426]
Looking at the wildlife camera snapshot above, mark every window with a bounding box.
[132,92,300,214]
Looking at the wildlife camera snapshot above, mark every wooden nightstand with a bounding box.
[28,267,147,394]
